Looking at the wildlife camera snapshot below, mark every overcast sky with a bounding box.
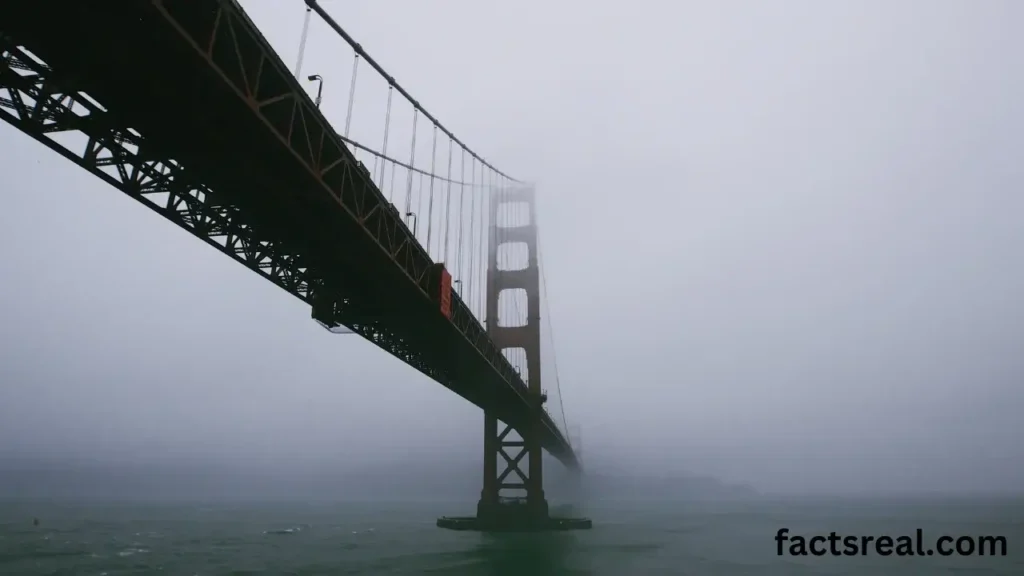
[0,0,1021,495]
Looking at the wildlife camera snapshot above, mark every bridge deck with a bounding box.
[0,0,575,467]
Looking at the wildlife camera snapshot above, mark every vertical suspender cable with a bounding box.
[489,175,500,329]
[294,6,312,78]
[443,138,454,265]
[343,54,360,139]
[375,85,394,192]
[426,126,438,256]
[467,159,478,316]
[416,171,426,242]
[478,167,485,316]
[389,152,398,204]
[480,170,489,321]
[497,177,505,331]
[476,169,485,319]
[457,148,466,290]
[404,108,419,224]
[484,174,492,329]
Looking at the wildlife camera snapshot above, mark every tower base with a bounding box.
[437,498,592,532]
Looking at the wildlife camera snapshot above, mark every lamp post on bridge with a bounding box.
[307,74,324,108]
[406,212,418,236]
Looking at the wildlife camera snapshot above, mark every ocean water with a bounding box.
[0,498,1020,575]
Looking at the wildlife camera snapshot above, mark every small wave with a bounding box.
[263,527,302,535]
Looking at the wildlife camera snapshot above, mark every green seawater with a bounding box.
[0,497,1020,574]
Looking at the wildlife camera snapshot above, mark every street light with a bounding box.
[307,74,323,108]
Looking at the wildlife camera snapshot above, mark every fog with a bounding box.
[1,0,1022,499]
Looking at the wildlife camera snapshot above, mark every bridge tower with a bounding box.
[477,184,549,526]
[436,184,591,532]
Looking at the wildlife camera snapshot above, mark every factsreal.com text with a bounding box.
[775,528,1007,557]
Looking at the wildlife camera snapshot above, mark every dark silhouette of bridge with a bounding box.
[0,0,587,530]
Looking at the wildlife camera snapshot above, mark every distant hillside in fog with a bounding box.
[0,454,757,503]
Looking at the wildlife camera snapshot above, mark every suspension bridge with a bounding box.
[0,0,588,531]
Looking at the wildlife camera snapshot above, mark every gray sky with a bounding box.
[1,0,1022,495]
